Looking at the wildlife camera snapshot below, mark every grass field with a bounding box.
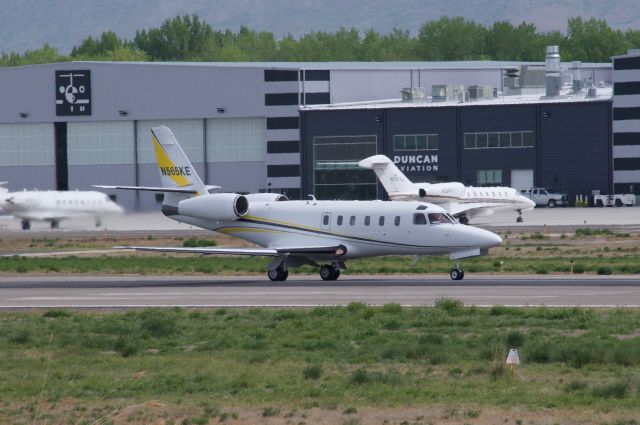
[1,229,638,277]
[2,305,640,424]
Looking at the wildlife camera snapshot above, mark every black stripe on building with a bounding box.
[614,56,640,71]
[614,132,640,146]
[614,81,640,96]
[267,140,300,153]
[267,117,299,130]
[302,92,331,105]
[267,164,301,177]
[614,183,640,194]
[265,93,299,106]
[264,70,298,82]
[614,157,640,170]
[613,107,640,121]
[303,70,330,81]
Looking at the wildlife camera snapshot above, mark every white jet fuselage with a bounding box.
[168,199,501,261]
[0,190,123,222]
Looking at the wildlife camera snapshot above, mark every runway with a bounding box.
[0,274,639,308]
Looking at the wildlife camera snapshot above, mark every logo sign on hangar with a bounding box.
[55,70,91,116]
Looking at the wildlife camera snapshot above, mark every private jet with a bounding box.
[359,155,535,224]
[0,187,123,230]
[96,126,501,281]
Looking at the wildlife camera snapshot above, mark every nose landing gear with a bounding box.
[450,262,465,280]
[516,209,523,223]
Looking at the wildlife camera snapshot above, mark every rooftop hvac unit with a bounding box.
[431,84,464,102]
[400,87,426,102]
[468,85,494,100]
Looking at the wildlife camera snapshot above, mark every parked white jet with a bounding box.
[358,155,535,224]
[96,126,501,281]
[0,188,123,230]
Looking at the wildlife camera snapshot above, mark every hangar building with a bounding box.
[0,58,612,209]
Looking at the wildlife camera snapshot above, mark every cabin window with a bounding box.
[349,216,356,225]
[364,216,371,226]
[413,213,427,225]
[379,216,385,226]
[394,216,401,226]
[322,215,330,226]
[337,215,343,225]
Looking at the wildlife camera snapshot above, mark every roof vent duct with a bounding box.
[545,45,561,97]
[571,61,582,94]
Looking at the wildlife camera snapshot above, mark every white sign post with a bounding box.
[506,348,520,376]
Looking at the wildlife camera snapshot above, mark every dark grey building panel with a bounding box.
[459,105,537,186]
[301,100,612,200]
[386,107,458,183]
[0,166,56,191]
[614,56,640,70]
[68,164,137,209]
[539,102,611,195]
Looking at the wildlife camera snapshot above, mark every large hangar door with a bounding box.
[511,169,534,190]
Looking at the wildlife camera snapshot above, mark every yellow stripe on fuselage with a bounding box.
[243,215,320,232]
[153,135,190,187]
[217,227,282,234]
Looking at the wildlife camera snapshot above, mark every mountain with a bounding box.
[1,0,639,54]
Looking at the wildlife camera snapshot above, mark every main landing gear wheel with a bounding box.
[459,215,469,225]
[450,268,464,281]
[21,220,30,230]
[516,210,523,223]
[267,267,288,282]
[50,220,60,229]
[320,264,340,281]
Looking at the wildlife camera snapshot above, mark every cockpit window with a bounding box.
[413,213,427,225]
[428,212,453,224]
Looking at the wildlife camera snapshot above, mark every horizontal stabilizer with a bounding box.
[93,185,221,193]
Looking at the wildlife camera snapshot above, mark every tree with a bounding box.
[134,15,218,61]
[416,16,487,60]
[565,17,627,62]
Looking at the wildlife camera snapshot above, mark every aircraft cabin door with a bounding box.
[321,213,331,231]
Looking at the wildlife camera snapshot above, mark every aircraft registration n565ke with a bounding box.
[96,126,502,281]
[359,155,535,224]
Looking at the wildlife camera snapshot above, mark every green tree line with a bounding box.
[2,15,639,66]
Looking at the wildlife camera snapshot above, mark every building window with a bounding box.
[463,131,535,149]
[477,169,503,186]
[393,134,439,151]
[313,135,378,200]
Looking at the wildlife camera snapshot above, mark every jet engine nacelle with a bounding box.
[178,193,249,221]
[418,182,466,199]
[244,193,288,202]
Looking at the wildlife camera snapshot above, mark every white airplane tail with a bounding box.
[151,126,207,196]
[94,126,219,206]
[358,155,415,195]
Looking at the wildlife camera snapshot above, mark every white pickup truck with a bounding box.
[520,187,569,208]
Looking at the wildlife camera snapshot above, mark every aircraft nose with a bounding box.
[469,226,502,248]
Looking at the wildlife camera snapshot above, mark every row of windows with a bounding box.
[464,131,534,149]
[393,134,439,151]
[323,212,454,227]
[477,169,503,186]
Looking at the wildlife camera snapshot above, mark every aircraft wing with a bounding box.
[114,245,346,257]
[445,202,504,218]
